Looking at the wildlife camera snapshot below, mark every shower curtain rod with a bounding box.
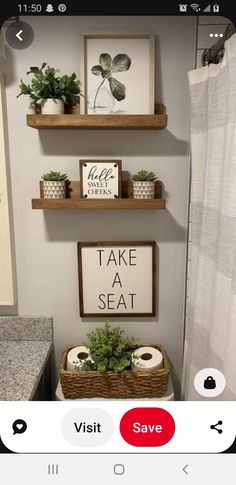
[202,23,235,66]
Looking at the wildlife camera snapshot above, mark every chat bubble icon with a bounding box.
[12,419,27,435]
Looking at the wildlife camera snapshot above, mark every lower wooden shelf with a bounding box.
[32,180,165,210]
[32,198,166,210]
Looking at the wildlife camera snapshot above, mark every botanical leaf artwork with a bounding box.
[91,53,131,111]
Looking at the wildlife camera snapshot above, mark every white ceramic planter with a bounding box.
[43,181,66,199]
[41,99,64,114]
[132,181,155,199]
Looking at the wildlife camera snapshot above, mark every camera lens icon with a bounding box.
[58,4,67,12]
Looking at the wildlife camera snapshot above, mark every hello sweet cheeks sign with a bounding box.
[77,241,156,317]
[80,160,122,199]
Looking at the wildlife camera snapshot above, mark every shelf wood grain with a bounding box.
[27,104,167,130]
[39,180,163,199]
[32,198,166,210]
[33,181,165,210]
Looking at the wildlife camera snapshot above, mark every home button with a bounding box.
[114,464,125,475]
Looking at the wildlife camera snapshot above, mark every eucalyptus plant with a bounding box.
[91,52,131,109]
[17,63,81,106]
[82,320,136,373]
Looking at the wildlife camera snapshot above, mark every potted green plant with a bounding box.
[131,170,158,199]
[79,320,136,372]
[17,63,81,114]
[41,171,68,199]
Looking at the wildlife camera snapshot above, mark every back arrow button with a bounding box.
[182,464,189,475]
[5,21,34,50]
[16,30,23,42]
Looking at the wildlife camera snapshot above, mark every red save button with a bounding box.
[120,408,175,447]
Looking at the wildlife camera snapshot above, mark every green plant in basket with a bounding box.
[82,320,137,373]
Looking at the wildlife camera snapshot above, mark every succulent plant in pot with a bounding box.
[131,170,158,199]
[41,171,68,199]
[17,63,81,114]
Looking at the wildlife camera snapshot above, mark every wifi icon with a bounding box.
[190,3,201,11]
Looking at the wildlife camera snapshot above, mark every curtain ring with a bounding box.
[225,24,230,40]
[208,47,212,66]
[202,48,210,66]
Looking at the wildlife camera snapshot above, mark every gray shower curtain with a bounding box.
[183,34,236,400]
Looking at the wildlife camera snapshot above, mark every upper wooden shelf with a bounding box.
[26,104,167,130]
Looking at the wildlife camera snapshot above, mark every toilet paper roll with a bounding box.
[66,346,94,371]
[132,346,163,371]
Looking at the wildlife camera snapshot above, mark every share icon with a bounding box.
[210,420,223,434]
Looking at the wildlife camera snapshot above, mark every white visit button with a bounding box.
[61,408,114,447]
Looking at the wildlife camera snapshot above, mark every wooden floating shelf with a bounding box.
[32,198,166,210]
[32,180,166,210]
[27,104,167,130]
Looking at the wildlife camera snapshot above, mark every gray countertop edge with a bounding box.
[0,316,53,342]
[29,342,53,400]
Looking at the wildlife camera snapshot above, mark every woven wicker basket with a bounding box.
[60,344,171,399]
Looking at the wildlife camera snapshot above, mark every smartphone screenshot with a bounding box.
[0,1,235,483]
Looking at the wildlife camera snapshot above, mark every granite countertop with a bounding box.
[0,317,53,401]
[0,341,52,400]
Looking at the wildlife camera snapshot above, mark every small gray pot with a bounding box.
[43,181,66,199]
[132,181,155,199]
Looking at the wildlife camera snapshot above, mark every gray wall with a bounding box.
[2,16,196,396]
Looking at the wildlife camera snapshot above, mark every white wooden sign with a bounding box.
[80,160,122,199]
[78,241,156,317]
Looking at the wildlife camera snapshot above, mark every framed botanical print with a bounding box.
[80,32,155,115]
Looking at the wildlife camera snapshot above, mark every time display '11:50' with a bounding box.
[18,4,42,13]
